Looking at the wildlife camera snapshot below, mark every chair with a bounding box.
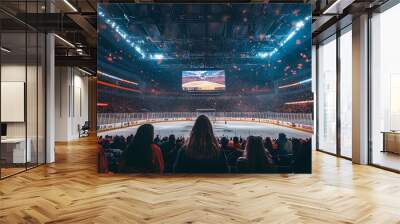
[78,121,90,138]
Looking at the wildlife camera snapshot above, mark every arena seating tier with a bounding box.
[98,134,311,174]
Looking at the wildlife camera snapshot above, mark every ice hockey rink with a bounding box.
[99,120,312,139]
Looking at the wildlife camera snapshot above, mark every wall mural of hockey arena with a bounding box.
[97,3,313,174]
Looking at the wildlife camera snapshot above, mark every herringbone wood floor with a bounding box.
[1,137,400,224]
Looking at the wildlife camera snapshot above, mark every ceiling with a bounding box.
[98,4,311,75]
[0,0,388,73]
[96,3,311,96]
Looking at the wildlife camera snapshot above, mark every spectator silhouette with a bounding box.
[174,115,229,173]
[120,124,164,174]
[161,134,178,173]
[237,136,275,173]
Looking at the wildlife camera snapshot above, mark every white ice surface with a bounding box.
[99,121,311,139]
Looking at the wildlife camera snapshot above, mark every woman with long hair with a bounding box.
[277,133,293,155]
[174,115,228,173]
[120,124,164,174]
[237,136,275,173]
[264,137,273,153]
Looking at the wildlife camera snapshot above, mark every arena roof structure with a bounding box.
[97,3,312,93]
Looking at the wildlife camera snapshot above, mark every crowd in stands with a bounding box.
[274,103,313,113]
[98,115,311,174]
[98,89,313,114]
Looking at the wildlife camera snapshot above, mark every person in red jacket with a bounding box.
[120,124,164,174]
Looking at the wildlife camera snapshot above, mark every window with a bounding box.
[339,28,352,158]
[317,36,337,154]
[370,3,400,171]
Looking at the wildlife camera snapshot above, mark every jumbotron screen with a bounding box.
[182,70,226,92]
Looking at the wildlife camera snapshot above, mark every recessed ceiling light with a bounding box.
[78,67,93,76]
[63,0,78,12]
[54,34,75,48]
[322,0,349,15]
[1,47,11,53]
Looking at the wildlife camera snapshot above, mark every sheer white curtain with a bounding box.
[317,37,337,154]
[340,29,352,158]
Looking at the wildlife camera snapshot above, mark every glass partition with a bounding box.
[0,1,46,179]
[1,31,28,177]
[27,31,38,169]
[37,32,46,165]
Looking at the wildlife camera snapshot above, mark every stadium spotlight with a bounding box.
[295,21,305,30]
[258,16,308,59]
[257,52,270,58]
[99,6,147,59]
[150,53,165,60]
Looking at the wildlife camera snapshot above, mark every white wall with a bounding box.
[72,73,89,138]
[55,67,69,141]
[1,64,42,138]
[1,65,26,138]
[54,67,89,141]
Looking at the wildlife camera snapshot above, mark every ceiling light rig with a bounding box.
[285,100,314,105]
[148,53,174,60]
[278,78,312,89]
[149,54,164,60]
[98,8,167,61]
[97,70,139,85]
[257,15,311,59]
